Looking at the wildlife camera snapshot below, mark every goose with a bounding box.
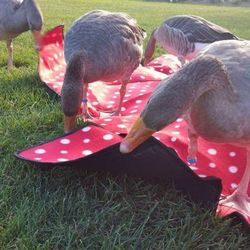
[0,0,43,69]
[143,15,239,66]
[120,40,250,213]
[61,10,145,133]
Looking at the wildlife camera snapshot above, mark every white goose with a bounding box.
[0,0,43,69]
[61,10,145,133]
[120,40,250,213]
[143,15,239,66]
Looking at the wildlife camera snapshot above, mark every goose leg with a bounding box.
[6,39,13,70]
[82,83,93,122]
[187,128,198,166]
[112,80,128,116]
[219,147,250,213]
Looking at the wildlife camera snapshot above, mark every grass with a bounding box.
[1,0,250,248]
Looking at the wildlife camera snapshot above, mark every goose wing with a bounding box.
[165,15,239,43]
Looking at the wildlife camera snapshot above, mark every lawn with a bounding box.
[1,0,250,249]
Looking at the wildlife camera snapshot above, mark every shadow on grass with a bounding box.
[0,60,31,69]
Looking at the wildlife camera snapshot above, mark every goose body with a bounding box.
[0,0,43,68]
[121,40,250,212]
[62,10,145,132]
[143,15,239,65]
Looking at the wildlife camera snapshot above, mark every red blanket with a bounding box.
[16,26,249,226]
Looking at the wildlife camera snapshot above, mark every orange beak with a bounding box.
[32,30,43,50]
[64,115,77,133]
[120,117,155,153]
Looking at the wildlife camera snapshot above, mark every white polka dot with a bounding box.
[82,126,91,132]
[172,131,180,135]
[109,101,115,104]
[57,158,69,162]
[125,94,131,98]
[130,110,137,114]
[136,100,142,104]
[34,157,42,161]
[199,174,207,178]
[229,165,238,173]
[103,134,113,140]
[229,152,236,157]
[171,137,177,142]
[121,107,126,112]
[60,139,71,144]
[35,149,46,154]
[140,89,147,92]
[92,101,99,106]
[112,95,118,99]
[140,75,146,79]
[189,166,198,171]
[209,162,216,168]
[104,118,112,122]
[83,139,90,143]
[82,150,93,156]
[231,183,238,189]
[117,124,126,128]
[115,91,120,95]
[208,148,217,155]
[175,125,180,129]
[107,105,113,108]
[176,118,183,122]
[60,150,68,154]
[100,123,107,126]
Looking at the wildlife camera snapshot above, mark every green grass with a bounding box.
[1,0,250,249]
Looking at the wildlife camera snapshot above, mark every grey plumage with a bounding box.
[62,10,145,132]
[121,40,250,212]
[0,0,43,68]
[143,15,239,65]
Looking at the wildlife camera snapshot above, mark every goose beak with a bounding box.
[120,117,155,153]
[32,30,43,50]
[64,115,77,133]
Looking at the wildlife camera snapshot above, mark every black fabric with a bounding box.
[17,136,222,210]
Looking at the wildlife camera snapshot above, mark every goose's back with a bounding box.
[190,40,250,143]
[163,15,239,43]
[64,10,145,83]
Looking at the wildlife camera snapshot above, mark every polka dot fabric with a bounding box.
[16,26,249,225]
[18,126,122,163]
